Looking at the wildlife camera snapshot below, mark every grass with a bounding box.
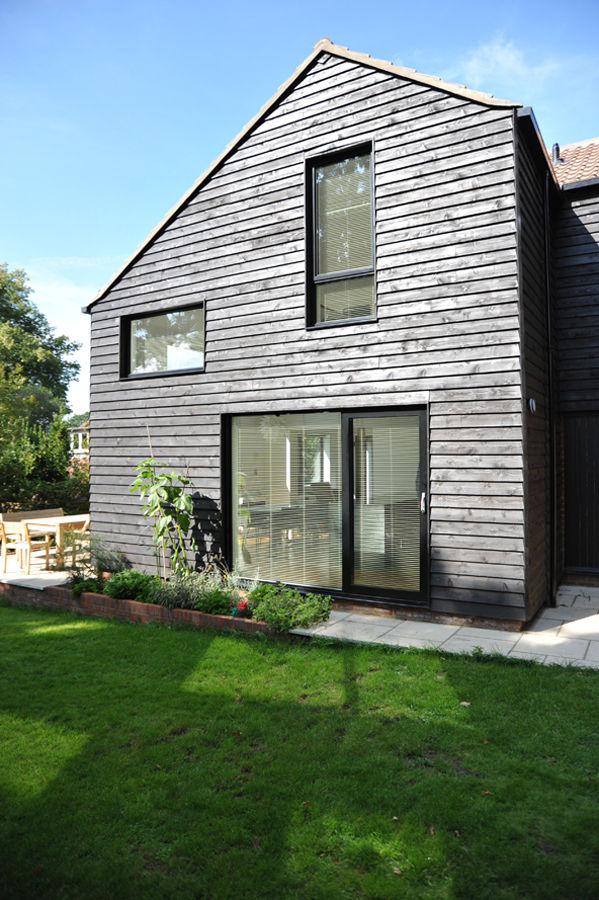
[1,604,599,899]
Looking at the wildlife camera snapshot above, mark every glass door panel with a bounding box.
[231,413,342,588]
[352,415,421,593]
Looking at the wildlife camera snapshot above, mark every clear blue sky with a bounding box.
[2,0,598,412]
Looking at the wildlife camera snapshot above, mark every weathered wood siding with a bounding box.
[89,52,527,619]
[516,126,551,617]
[553,184,599,576]
[554,187,599,411]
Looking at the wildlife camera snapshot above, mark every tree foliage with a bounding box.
[0,264,80,402]
[0,264,88,513]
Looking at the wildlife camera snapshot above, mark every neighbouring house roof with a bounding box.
[551,138,599,185]
[84,38,521,312]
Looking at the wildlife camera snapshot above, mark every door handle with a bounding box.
[420,492,427,514]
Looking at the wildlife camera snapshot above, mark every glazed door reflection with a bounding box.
[349,413,425,599]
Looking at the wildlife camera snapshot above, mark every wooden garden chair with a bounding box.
[0,518,51,574]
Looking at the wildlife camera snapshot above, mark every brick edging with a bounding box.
[0,582,270,635]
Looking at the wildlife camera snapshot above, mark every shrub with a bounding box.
[247,583,332,632]
[67,575,103,598]
[149,567,250,618]
[104,569,158,602]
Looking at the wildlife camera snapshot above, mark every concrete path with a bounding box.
[293,584,599,669]
[3,560,599,668]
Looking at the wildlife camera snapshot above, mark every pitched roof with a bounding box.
[552,138,599,185]
[85,38,521,311]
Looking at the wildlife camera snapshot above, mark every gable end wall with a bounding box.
[89,53,527,619]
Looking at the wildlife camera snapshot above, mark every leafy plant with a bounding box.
[70,577,104,598]
[149,567,248,617]
[130,457,196,578]
[247,583,332,632]
[104,569,158,602]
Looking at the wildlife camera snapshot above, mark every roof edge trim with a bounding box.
[561,176,599,192]
[85,39,522,312]
[517,107,559,187]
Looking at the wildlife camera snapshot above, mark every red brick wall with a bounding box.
[0,583,269,635]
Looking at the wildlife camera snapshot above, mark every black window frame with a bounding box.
[119,301,206,380]
[222,405,429,609]
[306,142,376,329]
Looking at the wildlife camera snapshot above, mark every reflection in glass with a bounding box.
[232,413,342,588]
[129,306,204,375]
[353,416,420,592]
[314,151,373,323]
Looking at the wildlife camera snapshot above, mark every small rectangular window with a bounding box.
[308,146,374,325]
[121,303,204,378]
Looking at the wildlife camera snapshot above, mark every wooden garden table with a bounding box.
[21,514,91,568]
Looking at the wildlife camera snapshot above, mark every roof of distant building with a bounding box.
[551,138,599,185]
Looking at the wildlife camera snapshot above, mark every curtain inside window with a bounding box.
[232,413,342,588]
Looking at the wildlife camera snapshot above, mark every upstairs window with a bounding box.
[121,303,204,378]
[308,145,374,326]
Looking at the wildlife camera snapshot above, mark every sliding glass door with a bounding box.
[231,413,342,588]
[350,413,423,595]
[230,409,427,603]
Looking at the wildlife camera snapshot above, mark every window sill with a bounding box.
[306,316,378,331]
[119,366,205,381]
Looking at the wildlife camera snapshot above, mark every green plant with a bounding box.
[130,457,196,578]
[66,574,103,598]
[248,583,332,632]
[150,567,247,617]
[104,569,158,602]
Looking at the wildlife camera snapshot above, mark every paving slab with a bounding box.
[451,626,521,644]
[0,571,68,590]
[512,634,589,660]
[439,635,520,655]
[374,633,442,649]
[559,615,599,640]
[544,654,599,668]
[584,642,599,663]
[315,619,395,643]
[385,620,461,641]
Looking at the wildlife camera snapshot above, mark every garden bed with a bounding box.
[0,581,270,635]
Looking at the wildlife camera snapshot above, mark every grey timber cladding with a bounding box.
[516,126,551,619]
[554,188,599,411]
[89,51,527,618]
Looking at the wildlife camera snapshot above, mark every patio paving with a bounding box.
[293,585,599,669]
[2,557,599,668]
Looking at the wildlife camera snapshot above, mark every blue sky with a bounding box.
[1,0,598,412]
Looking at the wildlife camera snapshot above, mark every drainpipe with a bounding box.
[544,170,557,605]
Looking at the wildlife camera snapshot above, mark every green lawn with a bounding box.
[1,603,598,899]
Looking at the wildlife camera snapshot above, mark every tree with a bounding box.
[0,264,80,407]
[0,264,88,513]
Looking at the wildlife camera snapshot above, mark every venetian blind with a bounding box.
[353,416,421,592]
[316,153,372,274]
[231,413,342,589]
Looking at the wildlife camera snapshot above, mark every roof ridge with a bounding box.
[318,38,520,108]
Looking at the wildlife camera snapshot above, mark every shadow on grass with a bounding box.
[1,607,599,899]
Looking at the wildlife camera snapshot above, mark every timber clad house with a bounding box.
[85,39,599,625]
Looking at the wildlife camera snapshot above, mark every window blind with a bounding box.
[353,416,421,592]
[232,413,342,588]
[316,155,372,274]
